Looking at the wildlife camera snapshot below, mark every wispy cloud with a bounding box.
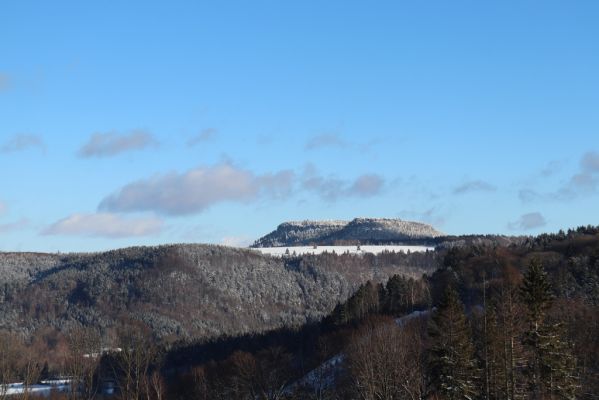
[347,174,385,197]
[453,180,496,195]
[540,160,565,177]
[300,165,384,201]
[78,130,157,158]
[582,151,599,172]
[518,189,543,203]
[255,170,296,200]
[519,151,599,203]
[561,151,599,196]
[42,213,163,238]
[399,207,447,227]
[304,133,347,150]
[1,134,46,153]
[304,133,388,157]
[0,201,6,216]
[99,163,295,216]
[187,128,218,147]
[508,212,546,231]
[301,174,346,201]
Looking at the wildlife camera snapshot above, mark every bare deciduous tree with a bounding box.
[110,325,158,400]
[348,316,425,400]
[66,327,102,400]
[0,332,21,400]
[229,346,294,400]
[18,346,42,400]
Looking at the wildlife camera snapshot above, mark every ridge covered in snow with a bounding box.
[252,217,444,247]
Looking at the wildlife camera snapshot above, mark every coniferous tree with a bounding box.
[428,286,479,400]
[520,259,578,400]
[493,272,527,400]
[331,302,349,326]
[484,305,504,400]
[480,298,526,400]
[385,275,408,315]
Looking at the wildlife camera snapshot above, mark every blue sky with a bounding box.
[1,1,598,252]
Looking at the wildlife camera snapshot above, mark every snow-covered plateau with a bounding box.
[252,217,444,247]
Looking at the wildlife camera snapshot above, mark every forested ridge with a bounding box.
[252,218,444,247]
[0,244,437,342]
[1,226,599,399]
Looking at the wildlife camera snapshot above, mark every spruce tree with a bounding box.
[520,259,578,400]
[428,286,479,400]
[385,275,408,315]
[331,302,349,326]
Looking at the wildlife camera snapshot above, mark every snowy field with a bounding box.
[252,245,434,257]
[3,380,70,396]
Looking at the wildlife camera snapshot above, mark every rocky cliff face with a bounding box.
[252,218,444,247]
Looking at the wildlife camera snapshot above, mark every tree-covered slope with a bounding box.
[0,244,438,342]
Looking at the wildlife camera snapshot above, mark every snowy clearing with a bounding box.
[251,245,434,257]
[2,380,71,396]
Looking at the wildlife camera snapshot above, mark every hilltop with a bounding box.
[252,217,444,247]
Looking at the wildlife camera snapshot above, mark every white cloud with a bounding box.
[300,165,384,201]
[43,213,163,238]
[348,174,384,197]
[508,212,547,231]
[78,130,157,157]
[99,163,295,216]
[520,151,599,203]
[98,160,385,215]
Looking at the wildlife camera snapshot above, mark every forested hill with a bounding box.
[163,225,599,399]
[0,243,438,342]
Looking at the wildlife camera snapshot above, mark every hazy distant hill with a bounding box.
[252,218,444,247]
[0,244,438,342]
